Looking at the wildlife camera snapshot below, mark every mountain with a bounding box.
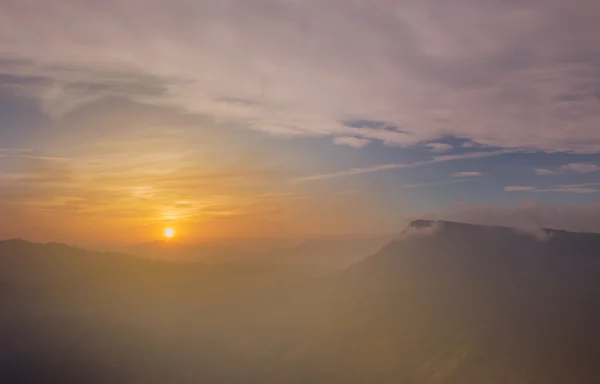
[123,237,389,274]
[2,222,600,383]
[322,220,600,383]
[0,239,307,383]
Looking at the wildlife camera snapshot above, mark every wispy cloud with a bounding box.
[559,163,600,173]
[505,183,600,194]
[432,149,518,162]
[505,186,536,192]
[0,148,70,162]
[0,1,599,152]
[426,143,453,153]
[0,148,301,238]
[397,178,477,190]
[333,136,371,149]
[452,172,483,178]
[296,163,418,183]
[536,184,600,194]
[535,163,600,175]
[297,150,516,182]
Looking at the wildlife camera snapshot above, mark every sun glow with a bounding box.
[163,227,175,239]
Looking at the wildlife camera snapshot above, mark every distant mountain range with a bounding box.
[2,221,600,383]
[122,236,390,274]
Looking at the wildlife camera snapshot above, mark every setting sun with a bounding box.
[163,228,175,239]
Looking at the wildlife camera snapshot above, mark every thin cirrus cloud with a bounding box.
[505,184,600,194]
[0,0,598,152]
[333,137,372,149]
[505,186,537,192]
[426,143,453,153]
[297,150,515,182]
[559,163,600,173]
[452,172,483,178]
[535,163,600,175]
[397,178,477,190]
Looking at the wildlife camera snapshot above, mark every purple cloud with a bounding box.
[426,143,453,153]
[297,150,514,182]
[534,163,600,175]
[505,184,600,194]
[559,163,600,173]
[452,172,483,178]
[333,137,371,149]
[0,0,598,152]
[505,186,536,192]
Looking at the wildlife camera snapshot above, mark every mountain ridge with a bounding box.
[406,218,600,236]
[2,221,600,382]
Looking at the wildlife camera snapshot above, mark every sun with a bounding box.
[163,227,175,239]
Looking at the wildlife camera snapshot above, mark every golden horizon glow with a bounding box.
[163,227,176,239]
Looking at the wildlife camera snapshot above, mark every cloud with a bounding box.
[426,143,453,153]
[512,226,554,242]
[0,148,34,156]
[559,163,600,173]
[505,186,536,192]
[534,168,554,175]
[397,178,476,190]
[297,149,516,182]
[0,1,599,152]
[0,156,75,185]
[333,136,371,148]
[431,149,519,162]
[452,171,483,178]
[534,163,600,175]
[0,146,298,227]
[505,184,599,193]
[398,220,443,239]
[536,184,600,194]
[435,201,600,234]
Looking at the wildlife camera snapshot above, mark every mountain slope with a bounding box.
[323,220,600,383]
[2,222,600,383]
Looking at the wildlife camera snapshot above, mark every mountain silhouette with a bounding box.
[330,220,600,383]
[2,222,600,383]
[123,237,388,274]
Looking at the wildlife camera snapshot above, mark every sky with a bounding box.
[1,0,600,244]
